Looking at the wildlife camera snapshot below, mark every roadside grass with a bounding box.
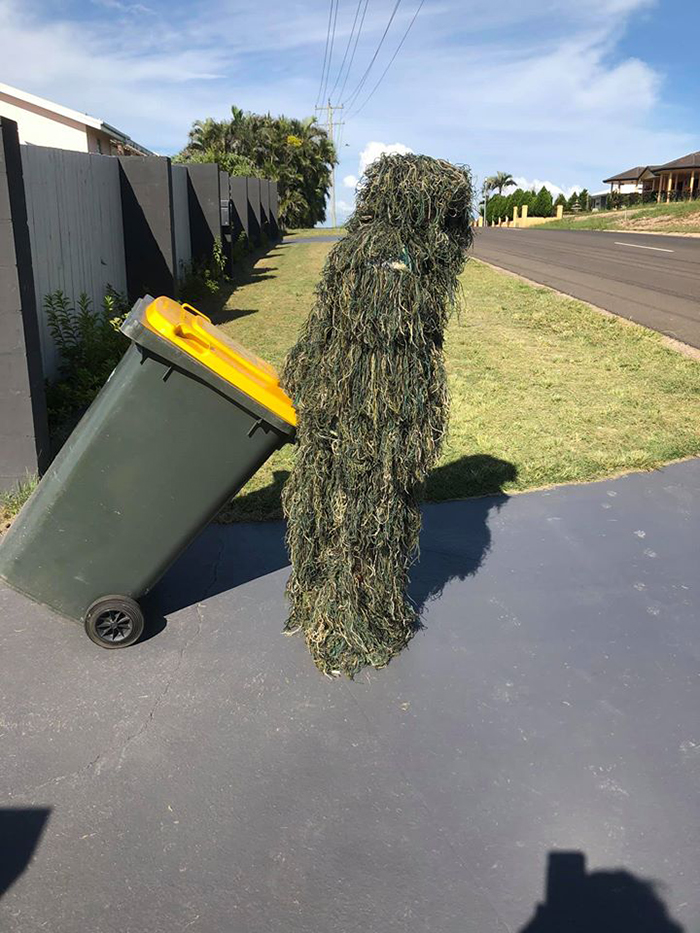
[285,226,346,238]
[215,241,700,521]
[541,200,700,234]
[0,475,38,531]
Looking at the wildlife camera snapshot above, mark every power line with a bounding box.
[315,100,345,227]
[315,0,337,107]
[341,0,403,110]
[329,0,365,100]
[320,0,341,107]
[338,0,371,103]
[348,0,424,116]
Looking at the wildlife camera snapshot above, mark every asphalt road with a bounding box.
[2,460,700,932]
[472,227,700,348]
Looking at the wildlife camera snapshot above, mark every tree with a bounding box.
[567,191,580,212]
[533,186,553,217]
[484,171,515,195]
[578,188,590,212]
[520,189,536,213]
[486,193,507,225]
[554,193,567,210]
[175,107,337,229]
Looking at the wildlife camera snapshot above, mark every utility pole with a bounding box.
[315,99,344,227]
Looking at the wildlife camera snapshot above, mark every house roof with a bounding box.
[0,81,153,156]
[602,165,648,183]
[654,150,700,172]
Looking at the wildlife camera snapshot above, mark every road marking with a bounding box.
[614,241,674,253]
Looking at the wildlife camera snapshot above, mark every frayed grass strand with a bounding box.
[282,154,474,677]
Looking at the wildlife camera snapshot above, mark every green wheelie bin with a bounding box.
[0,295,296,648]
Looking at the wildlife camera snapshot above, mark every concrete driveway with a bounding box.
[1,460,699,932]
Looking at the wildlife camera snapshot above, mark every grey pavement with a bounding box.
[2,459,700,932]
[472,227,700,349]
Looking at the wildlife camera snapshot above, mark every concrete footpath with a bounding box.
[1,460,699,932]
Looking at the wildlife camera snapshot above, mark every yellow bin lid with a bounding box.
[141,297,296,427]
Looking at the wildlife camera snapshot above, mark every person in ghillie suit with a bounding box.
[282,153,474,677]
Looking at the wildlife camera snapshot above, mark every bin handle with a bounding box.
[181,303,211,323]
[174,323,210,351]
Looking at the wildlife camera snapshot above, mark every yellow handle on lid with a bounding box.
[141,296,297,427]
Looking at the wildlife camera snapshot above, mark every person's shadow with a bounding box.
[147,454,517,621]
[519,851,684,932]
[0,808,50,901]
[409,454,517,614]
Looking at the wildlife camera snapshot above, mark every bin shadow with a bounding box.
[146,455,516,624]
[519,851,684,932]
[0,807,50,901]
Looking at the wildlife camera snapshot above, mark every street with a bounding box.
[473,228,700,348]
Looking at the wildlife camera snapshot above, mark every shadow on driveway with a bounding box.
[0,808,50,901]
[519,851,684,932]
[146,454,516,625]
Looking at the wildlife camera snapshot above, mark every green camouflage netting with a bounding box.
[282,153,474,677]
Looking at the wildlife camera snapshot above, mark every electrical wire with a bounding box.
[329,0,365,99]
[348,0,424,116]
[315,0,337,107]
[338,0,371,103]
[320,0,340,106]
[341,0,403,110]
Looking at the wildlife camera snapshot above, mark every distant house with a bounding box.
[602,165,649,195]
[653,151,700,201]
[589,191,609,211]
[0,81,153,156]
[603,151,700,203]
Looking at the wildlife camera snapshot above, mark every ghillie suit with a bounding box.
[282,154,474,677]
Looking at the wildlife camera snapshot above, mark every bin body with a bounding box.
[0,297,295,624]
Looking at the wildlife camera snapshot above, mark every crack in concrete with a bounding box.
[92,533,227,773]
[11,537,229,798]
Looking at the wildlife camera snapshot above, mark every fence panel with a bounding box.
[21,145,127,378]
[171,164,191,278]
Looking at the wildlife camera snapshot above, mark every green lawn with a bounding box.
[214,238,700,521]
[5,237,698,528]
[285,226,346,238]
[541,200,700,234]
[0,475,37,531]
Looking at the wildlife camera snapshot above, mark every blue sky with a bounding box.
[1,0,698,220]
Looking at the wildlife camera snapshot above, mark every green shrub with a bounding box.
[177,238,229,302]
[1,474,38,526]
[231,230,251,265]
[44,287,130,430]
[533,185,554,217]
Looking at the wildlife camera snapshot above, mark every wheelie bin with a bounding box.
[0,295,296,648]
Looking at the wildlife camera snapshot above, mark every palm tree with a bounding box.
[484,171,515,195]
[175,108,336,228]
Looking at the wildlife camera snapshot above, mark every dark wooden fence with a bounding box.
[0,116,280,489]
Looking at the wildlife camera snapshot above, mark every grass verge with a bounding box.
[1,476,38,532]
[215,241,700,521]
[285,226,346,238]
[540,200,700,234]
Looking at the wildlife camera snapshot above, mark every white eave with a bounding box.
[0,81,153,155]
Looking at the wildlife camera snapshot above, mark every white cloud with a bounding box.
[359,141,414,176]
[343,174,358,189]
[0,0,692,213]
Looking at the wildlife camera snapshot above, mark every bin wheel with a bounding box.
[84,596,144,649]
